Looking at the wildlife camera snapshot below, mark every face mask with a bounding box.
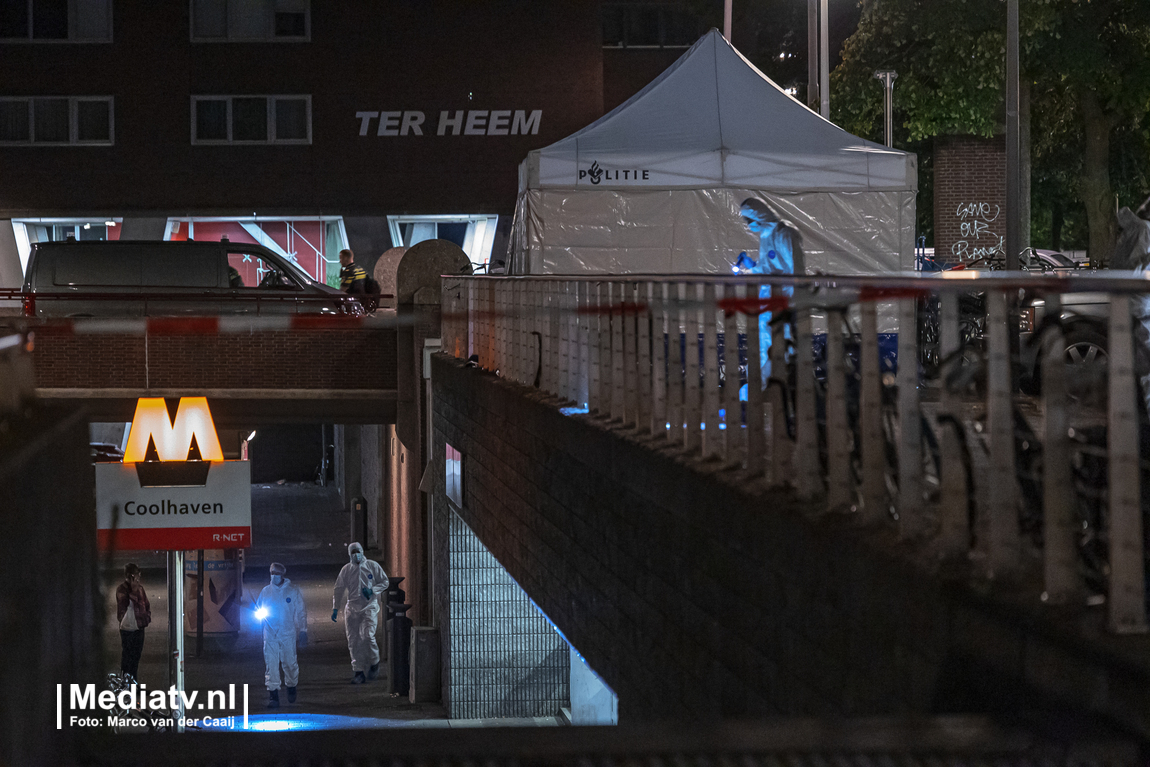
[353,553,364,564]
[271,575,283,586]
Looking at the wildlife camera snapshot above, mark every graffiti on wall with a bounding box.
[951,202,1005,262]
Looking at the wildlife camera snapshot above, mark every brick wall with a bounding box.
[934,135,1006,266]
[432,355,1150,734]
[32,328,396,390]
[445,510,569,719]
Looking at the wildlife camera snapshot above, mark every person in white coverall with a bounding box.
[257,562,308,708]
[331,542,389,683]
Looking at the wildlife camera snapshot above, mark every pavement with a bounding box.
[100,483,565,731]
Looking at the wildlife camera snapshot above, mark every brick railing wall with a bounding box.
[32,328,397,391]
[432,354,1150,733]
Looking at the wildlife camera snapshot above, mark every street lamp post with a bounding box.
[874,70,897,148]
[1005,0,1020,271]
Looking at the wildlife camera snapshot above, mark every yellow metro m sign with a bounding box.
[123,397,224,463]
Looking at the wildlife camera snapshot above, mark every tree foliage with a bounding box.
[832,0,1150,258]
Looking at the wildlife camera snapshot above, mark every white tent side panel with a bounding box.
[514,188,916,277]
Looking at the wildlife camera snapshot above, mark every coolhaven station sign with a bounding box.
[95,397,251,550]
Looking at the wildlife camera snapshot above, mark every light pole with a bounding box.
[808,0,830,118]
[874,70,897,148]
[723,0,732,40]
[1005,0,1020,271]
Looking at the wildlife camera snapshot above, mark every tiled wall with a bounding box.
[448,510,569,719]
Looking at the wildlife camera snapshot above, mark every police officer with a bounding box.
[338,249,367,294]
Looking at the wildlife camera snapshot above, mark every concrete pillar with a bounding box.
[360,424,384,552]
[334,425,362,544]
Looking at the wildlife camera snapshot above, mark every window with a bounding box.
[601,3,702,49]
[227,251,300,289]
[0,96,113,145]
[192,96,310,144]
[191,0,308,41]
[0,0,112,41]
[446,443,463,508]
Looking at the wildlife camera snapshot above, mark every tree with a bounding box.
[834,0,1150,263]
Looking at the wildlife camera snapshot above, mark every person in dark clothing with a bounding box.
[115,563,151,681]
[339,249,367,294]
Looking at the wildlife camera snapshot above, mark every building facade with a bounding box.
[0,1,699,283]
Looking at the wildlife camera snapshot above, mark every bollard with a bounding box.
[388,601,413,696]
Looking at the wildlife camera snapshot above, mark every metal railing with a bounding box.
[441,271,1150,635]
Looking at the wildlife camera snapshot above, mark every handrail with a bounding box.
[440,270,1150,294]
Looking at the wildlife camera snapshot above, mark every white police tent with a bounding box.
[510,28,917,277]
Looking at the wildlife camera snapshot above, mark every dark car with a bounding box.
[23,240,362,318]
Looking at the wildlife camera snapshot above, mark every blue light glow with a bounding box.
[254,607,268,621]
[718,408,726,418]
[559,406,590,416]
[250,720,295,731]
[719,424,727,430]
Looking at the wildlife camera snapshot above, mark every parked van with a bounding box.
[22,240,361,317]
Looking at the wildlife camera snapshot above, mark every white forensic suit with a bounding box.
[257,577,307,691]
[333,550,389,673]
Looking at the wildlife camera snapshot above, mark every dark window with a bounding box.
[54,249,142,286]
[31,0,67,39]
[192,0,226,37]
[195,99,227,141]
[192,0,308,41]
[626,5,659,46]
[227,0,268,38]
[76,99,110,142]
[0,1,30,38]
[73,0,109,39]
[274,97,307,140]
[143,252,220,288]
[0,100,29,141]
[602,3,701,48]
[437,223,468,248]
[77,224,107,241]
[232,97,267,141]
[33,98,68,142]
[274,10,304,36]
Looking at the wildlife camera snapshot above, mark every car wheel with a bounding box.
[1064,326,1108,406]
